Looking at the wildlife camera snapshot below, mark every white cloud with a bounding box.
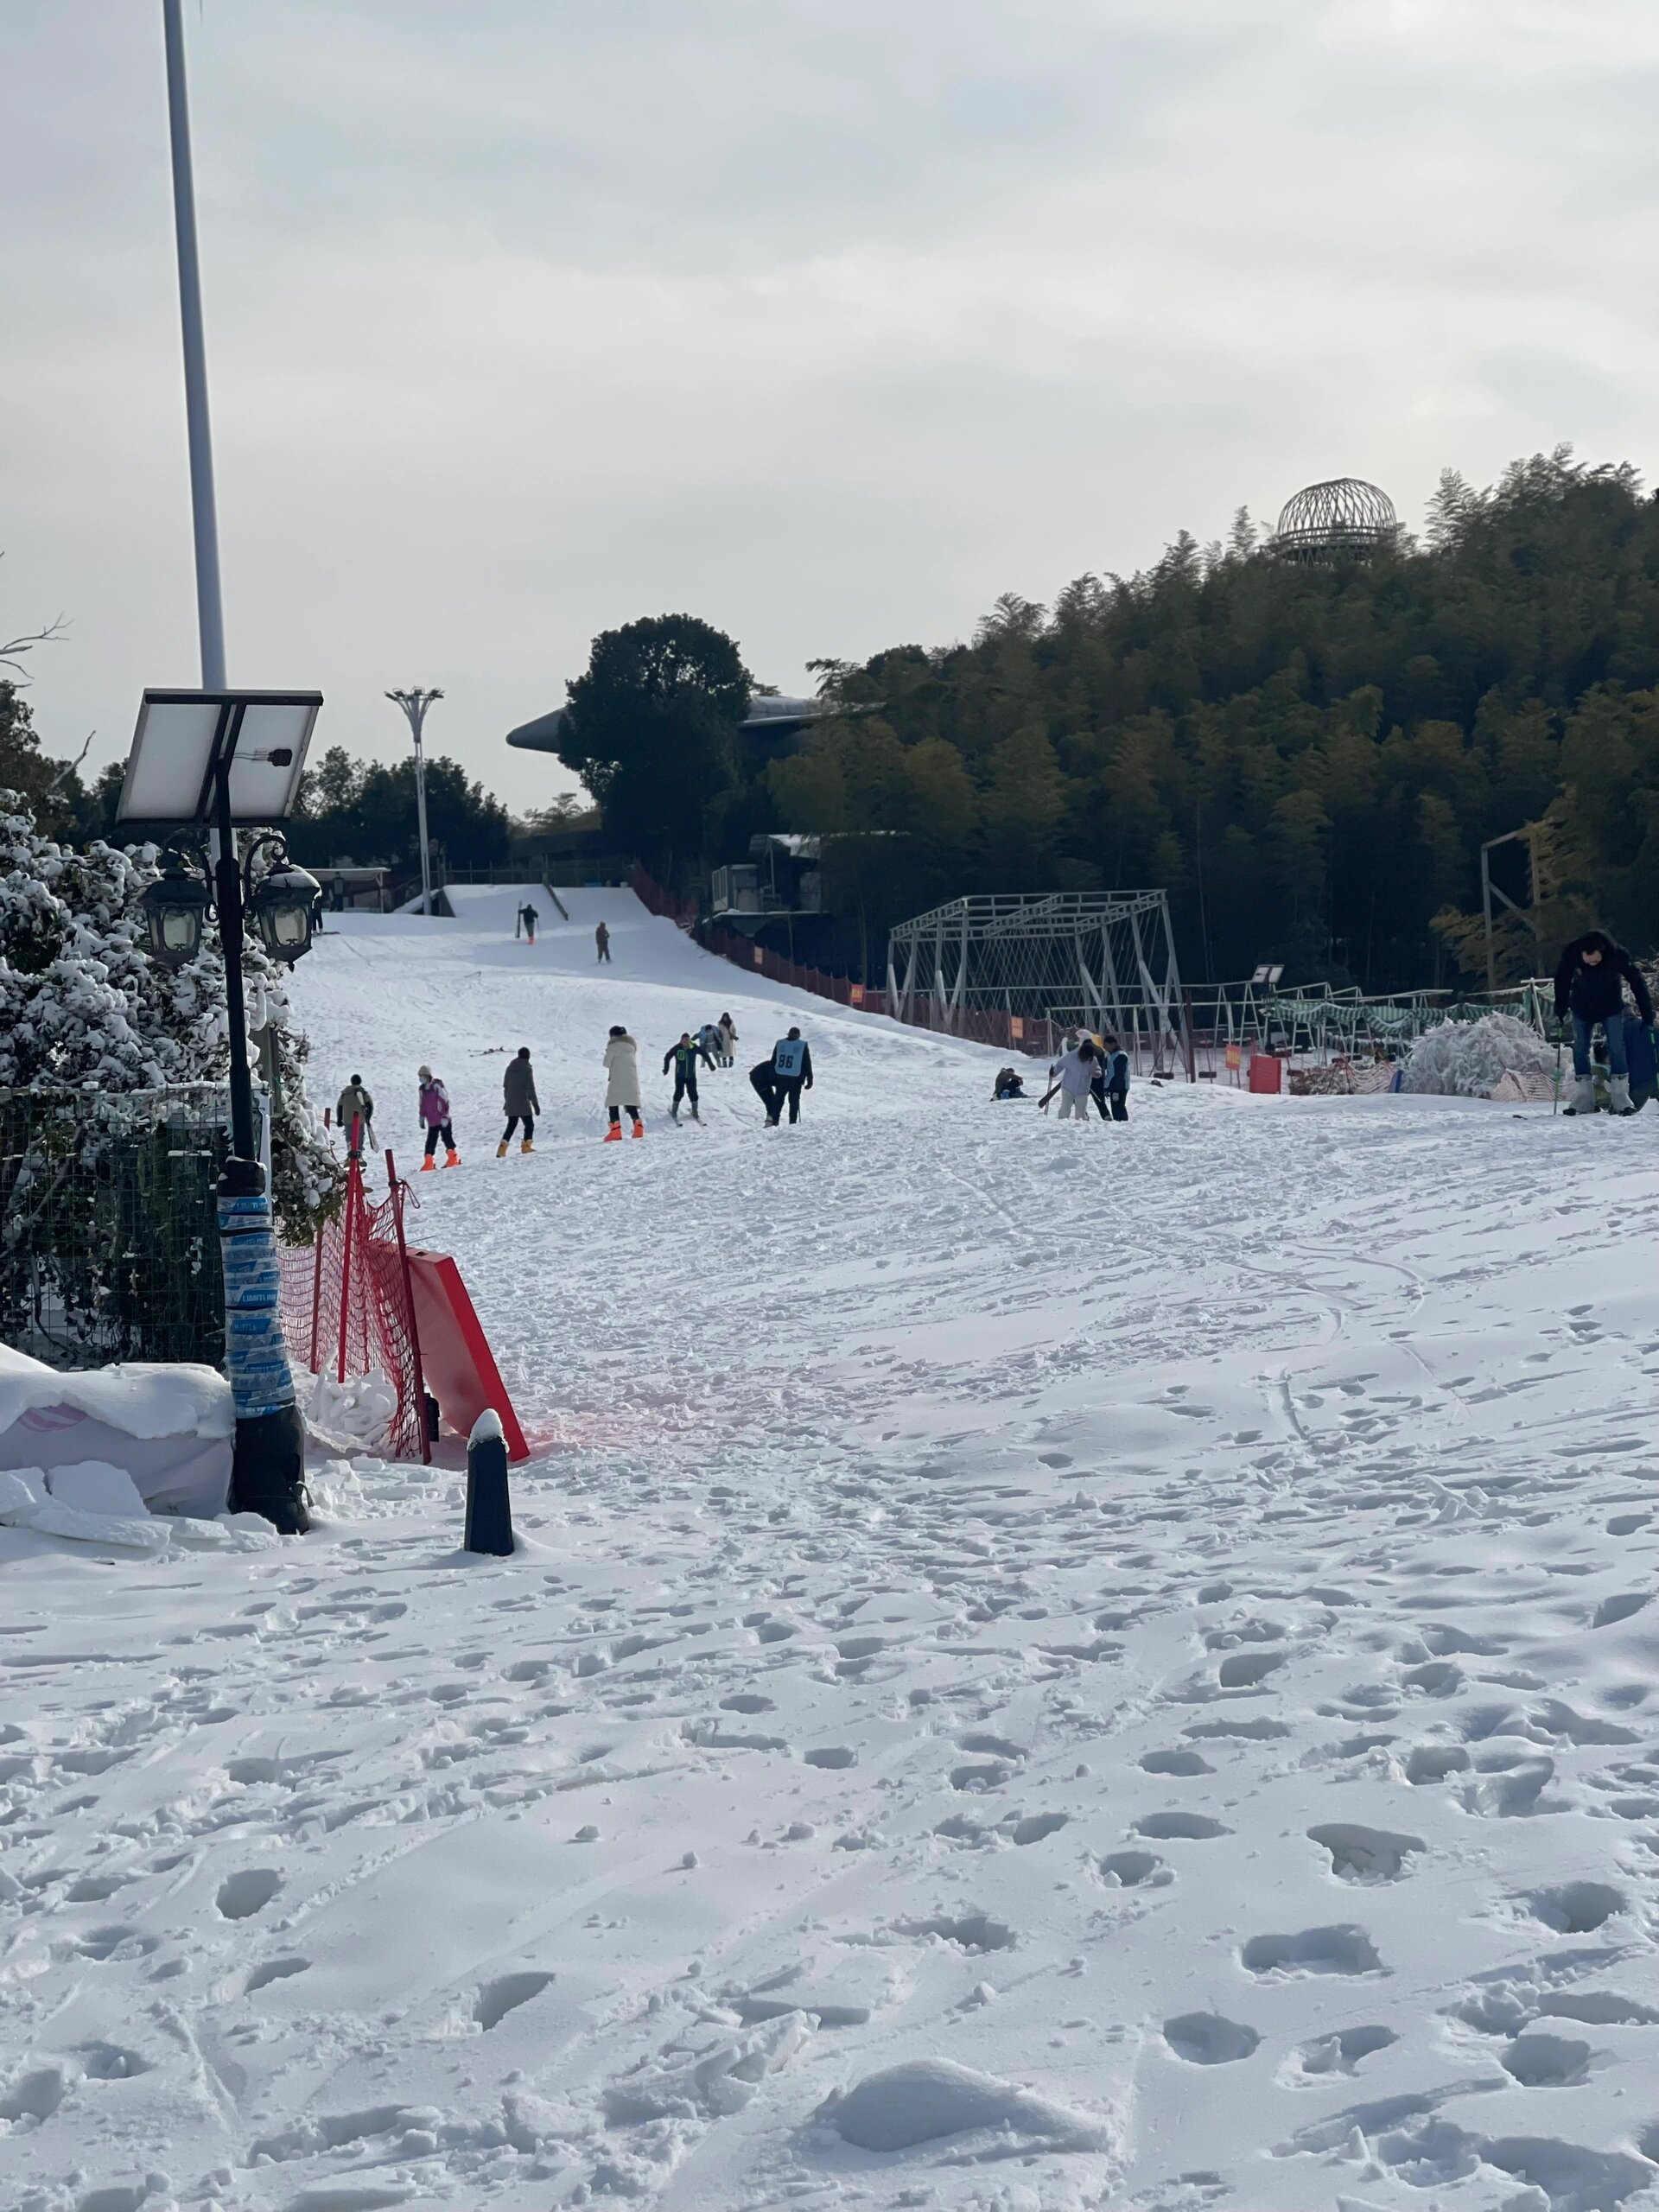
[4,0,1658,811]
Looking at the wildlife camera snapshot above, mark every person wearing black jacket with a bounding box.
[664,1031,715,1120]
[751,1027,814,1125]
[1554,931,1654,1116]
[499,1046,540,1154]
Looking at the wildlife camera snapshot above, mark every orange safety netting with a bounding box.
[277,1153,430,1463]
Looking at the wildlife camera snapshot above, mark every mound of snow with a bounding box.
[1402,1014,1557,1100]
[820,2056,1111,2153]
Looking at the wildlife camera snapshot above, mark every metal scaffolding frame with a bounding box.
[887,893,1187,1059]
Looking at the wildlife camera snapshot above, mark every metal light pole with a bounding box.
[153,4,312,1533]
[386,689,443,913]
[162,0,226,691]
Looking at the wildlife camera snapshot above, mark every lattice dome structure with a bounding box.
[1274,477,1397,563]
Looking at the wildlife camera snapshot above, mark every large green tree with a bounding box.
[752,448,1659,987]
[558,614,751,887]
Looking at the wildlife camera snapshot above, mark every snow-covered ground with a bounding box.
[4,884,1659,2212]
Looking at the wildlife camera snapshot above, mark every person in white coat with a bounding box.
[1039,1039,1098,1121]
[603,1026,644,1141]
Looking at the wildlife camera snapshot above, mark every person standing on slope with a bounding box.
[717,1012,738,1067]
[603,1025,643,1140]
[664,1030,715,1121]
[595,919,612,963]
[1554,930,1654,1116]
[1040,1038,1097,1121]
[698,1019,723,1067]
[499,1046,540,1155]
[336,1073,376,1160]
[417,1065,459,1170]
[753,1026,813,1125]
[1092,1033,1131,1122]
[517,901,537,945]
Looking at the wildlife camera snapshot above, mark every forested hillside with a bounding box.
[760,452,1659,989]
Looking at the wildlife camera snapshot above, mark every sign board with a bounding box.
[1224,1042,1241,1071]
[1249,1052,1284,1095]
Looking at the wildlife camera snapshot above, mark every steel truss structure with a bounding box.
[887,893,1186,1058]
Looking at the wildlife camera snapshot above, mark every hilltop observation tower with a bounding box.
[1273,477,1397,563]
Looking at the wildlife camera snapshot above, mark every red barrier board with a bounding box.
[1248,1052,1284,1095]
[403,1248,530,1462]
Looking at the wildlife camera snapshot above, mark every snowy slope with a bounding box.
[3,887,1659,2212]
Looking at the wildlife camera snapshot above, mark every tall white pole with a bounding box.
[162,0,226,691]
[386,690,443,914]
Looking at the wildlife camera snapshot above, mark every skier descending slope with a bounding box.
[416,1065,459,1170]
[751,1026,813,1125]
[603,1026,644,1141]
[499,1046,539,1155]
[1554,930,1654,1116]
[664,1031,715,1121]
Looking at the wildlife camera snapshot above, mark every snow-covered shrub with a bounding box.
[0,790,340,1240]
[1401,1012,1557,1100]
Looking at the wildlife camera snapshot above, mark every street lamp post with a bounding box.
[121,693,324,1535]
[386,689,443,914]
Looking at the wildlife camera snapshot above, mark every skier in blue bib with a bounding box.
[751,1026,814,1124]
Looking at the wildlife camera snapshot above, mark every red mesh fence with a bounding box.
[278,1151,430,1463]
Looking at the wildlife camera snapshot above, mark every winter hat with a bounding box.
[418,1065,432,1079]
[517,1046,531,1058]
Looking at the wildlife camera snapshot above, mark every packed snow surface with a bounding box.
[4,885,1659,2212]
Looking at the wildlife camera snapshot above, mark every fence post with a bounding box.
[335,1152,359,1384]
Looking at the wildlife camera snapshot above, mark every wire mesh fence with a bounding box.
[0,1085,232,1369]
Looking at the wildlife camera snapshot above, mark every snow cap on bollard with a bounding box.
[464,1407,512,1556]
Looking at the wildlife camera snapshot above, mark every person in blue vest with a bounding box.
[1092,1033,1130,1122]
[751,1026,814,1124]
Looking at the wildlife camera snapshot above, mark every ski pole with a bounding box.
[1553,1033,1562,1116]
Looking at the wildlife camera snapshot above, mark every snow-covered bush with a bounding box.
[0,790,340,1239]
[1401,1012,1557,1100]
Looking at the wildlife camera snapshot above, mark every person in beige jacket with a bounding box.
[603,1027,643,1141]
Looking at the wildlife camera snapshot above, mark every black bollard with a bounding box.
[464,1408,514,1556]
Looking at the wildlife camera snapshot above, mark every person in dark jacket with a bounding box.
[992,1066,1026,1100]
[499,1046,540,1154]
[664,1031,715,1120]
[752,1027,814,1125]
[595,920,611,963]
[1554,931,1654,1116]
[1092,1033,1130,1122]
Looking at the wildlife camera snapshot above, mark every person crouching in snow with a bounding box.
[499,1046,539,1154]
[1040,1038,1097,1120]
[1554,930,1654,1116]
[416,1065,458,1169]
[604,1027,643,1139]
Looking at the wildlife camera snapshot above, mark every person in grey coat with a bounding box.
[499,1046,540,1155]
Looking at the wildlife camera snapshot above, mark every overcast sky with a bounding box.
[6,1,1659,813]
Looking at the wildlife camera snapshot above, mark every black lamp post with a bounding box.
[120,689,323,1535]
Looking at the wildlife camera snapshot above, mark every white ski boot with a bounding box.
[1564,1073,1598,1116]
[1608,1072,1636,1116]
